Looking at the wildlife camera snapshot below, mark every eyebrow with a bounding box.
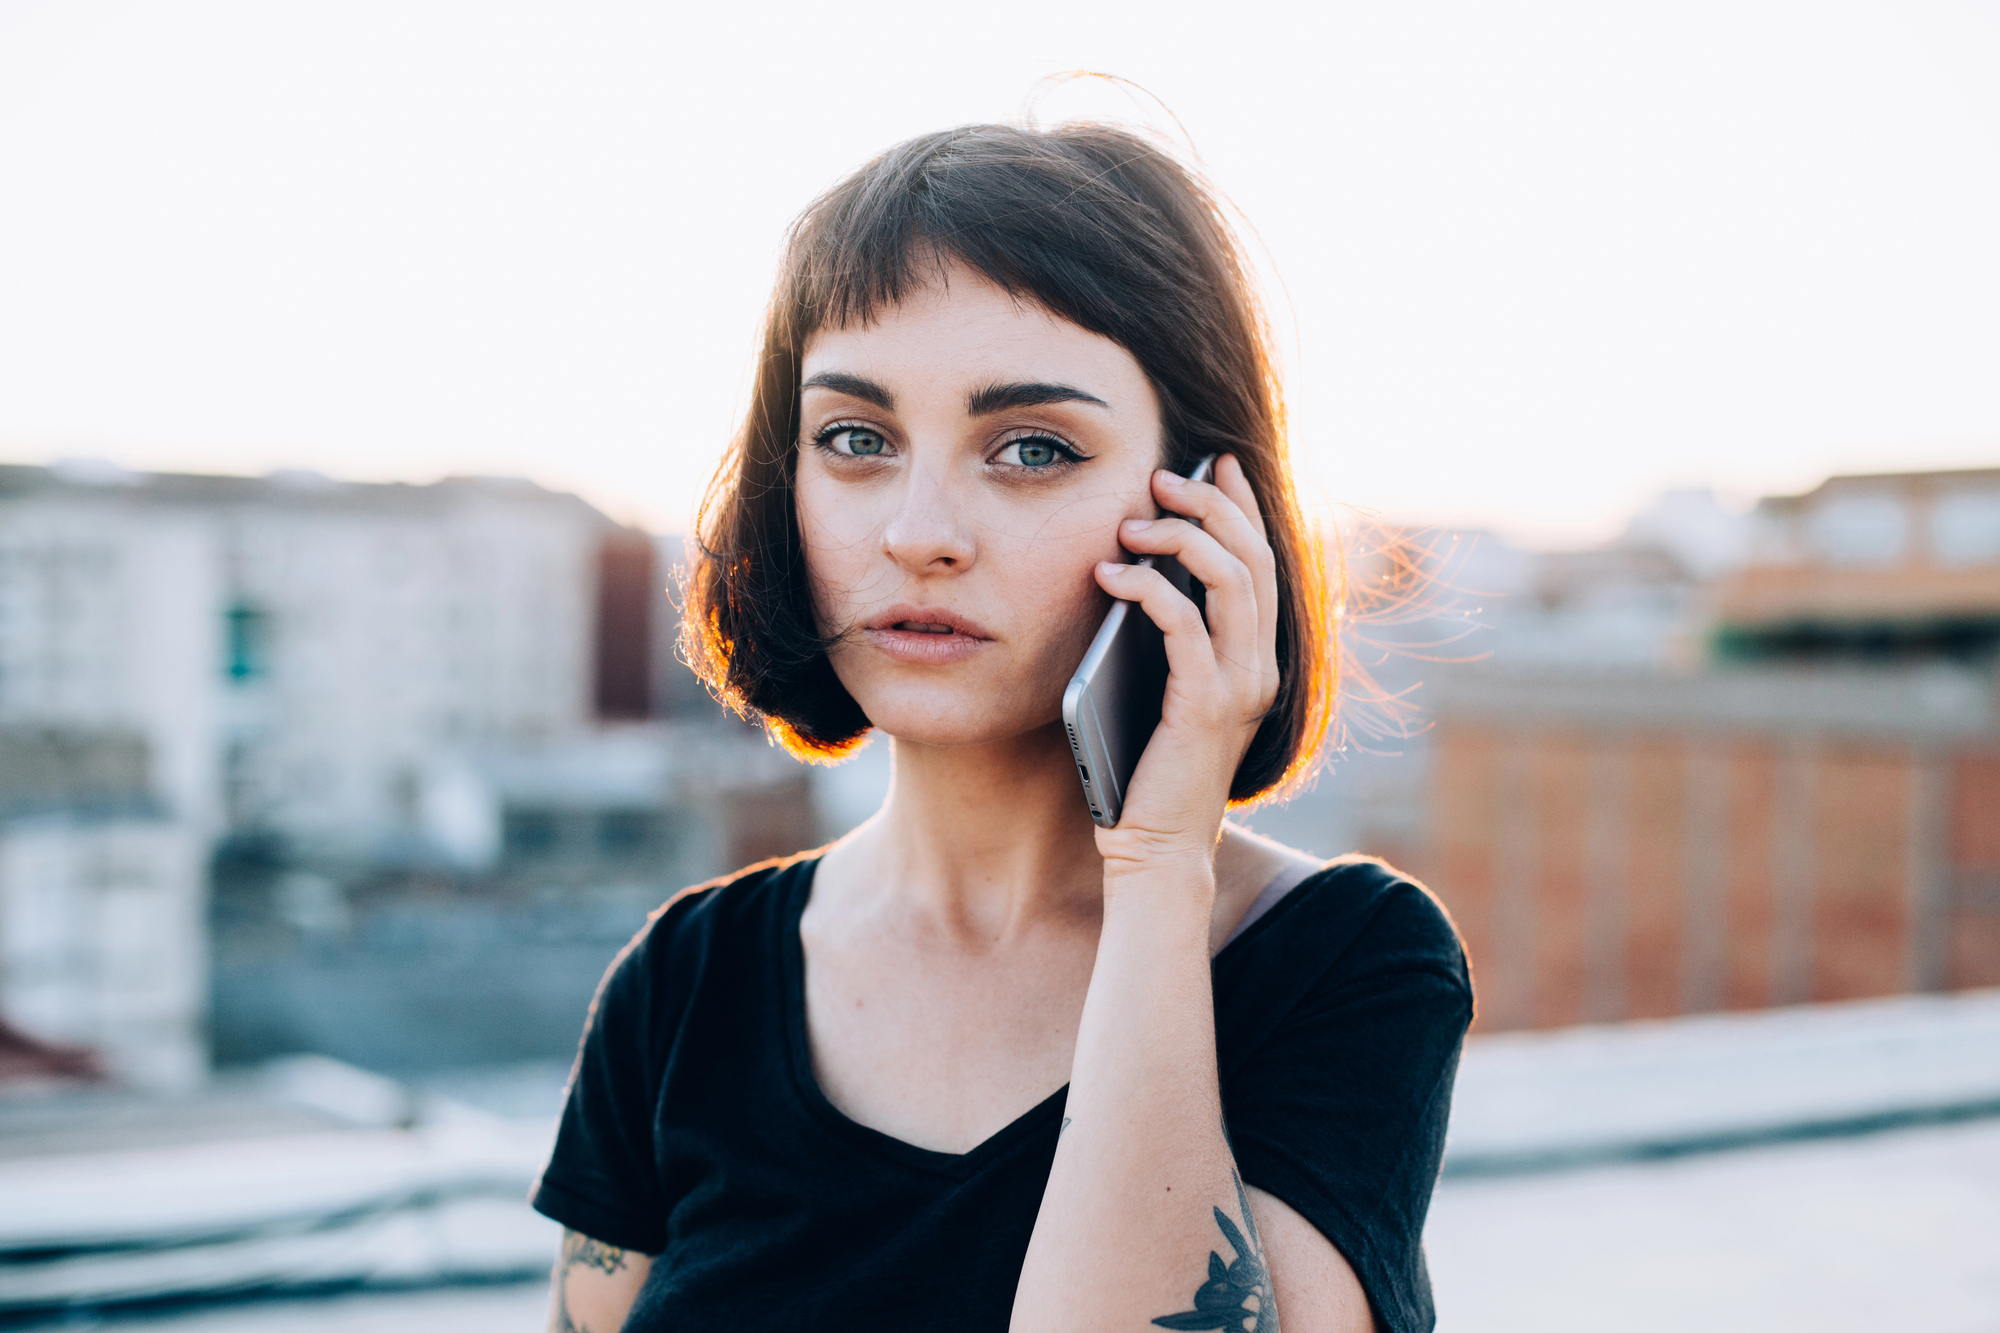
[799,373,1110,417]
[966,381,1110,416]
[801,372,894,410]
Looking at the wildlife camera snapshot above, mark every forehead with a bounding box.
[799,265,1153,405]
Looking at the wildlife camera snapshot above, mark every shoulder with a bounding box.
[1285,856,1464,961]
[1218,855,1472,1025]
[596,853,815,1009]
[654,851,814,936]
[1216,821,1321,897]
[1307,855,1468,978]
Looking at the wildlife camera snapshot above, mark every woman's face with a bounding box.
[796,263,1164,748]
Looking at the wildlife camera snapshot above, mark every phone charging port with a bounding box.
[1077,764,1091,787]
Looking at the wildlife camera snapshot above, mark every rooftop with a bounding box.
[3,991,1996,1330]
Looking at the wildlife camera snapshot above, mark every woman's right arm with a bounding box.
[547,1228,651,1333]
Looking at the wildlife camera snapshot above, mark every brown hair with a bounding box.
[682,122,1334,803]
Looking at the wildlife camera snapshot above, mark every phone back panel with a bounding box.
[1062,597,1168,827]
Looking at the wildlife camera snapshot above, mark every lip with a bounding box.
[861,604,996,665]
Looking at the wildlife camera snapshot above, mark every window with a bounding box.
[1931,491,2000,566]
[503,808,562,860]
[225,601,270,682]
[1804,495,1907,566]
[598,809,658,856]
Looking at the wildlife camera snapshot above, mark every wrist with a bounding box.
[1098,852,1216,915]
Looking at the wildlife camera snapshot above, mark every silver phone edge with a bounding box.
[1062,604,1128,828]
[1060,453,1216,829]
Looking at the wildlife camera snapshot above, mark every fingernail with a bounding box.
[1099,561,1124,576]
[1125,518,1153,531]
[1158,471,1184,488]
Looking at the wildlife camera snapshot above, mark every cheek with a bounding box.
[795,473,880,626]
[988,512,1122,662]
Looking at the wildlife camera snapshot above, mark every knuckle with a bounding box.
[1126,569,1173,604]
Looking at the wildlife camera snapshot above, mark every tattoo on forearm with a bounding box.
[1152,1172,1279,1332]
[553,1229,628,1333]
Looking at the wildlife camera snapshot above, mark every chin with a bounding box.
[848,679,1060,751]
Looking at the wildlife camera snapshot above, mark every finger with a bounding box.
[1118,517,1260,673]
[1094,560,1219,689]
[1214,454,1269,545]
[1153,460,1279,645]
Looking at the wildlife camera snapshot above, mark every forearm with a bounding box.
[1012,863,1274,1332]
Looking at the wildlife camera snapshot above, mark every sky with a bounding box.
[1,0,1996,546]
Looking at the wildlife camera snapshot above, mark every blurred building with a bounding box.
[1717,466,2000,662]
[1246,504,1722,866]
[0,463,618,853]
[0,726,205,1089]
[0,463,814,1083]
[1425,467,2000,1031]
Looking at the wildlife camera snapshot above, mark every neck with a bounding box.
[834,721,1105,939]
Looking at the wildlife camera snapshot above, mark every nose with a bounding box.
[880,464,975,576]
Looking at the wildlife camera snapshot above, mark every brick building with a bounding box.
[1424,467,2000,1032]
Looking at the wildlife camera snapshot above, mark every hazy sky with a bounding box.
[2,1,1996,545]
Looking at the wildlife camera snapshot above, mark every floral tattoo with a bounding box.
[1152,1173,1279,1332]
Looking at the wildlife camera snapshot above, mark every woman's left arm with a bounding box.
[1011,458,1374,1333]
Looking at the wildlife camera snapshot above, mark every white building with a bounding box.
[0,804,207,1091]
[213,473,607,856]
[1,463,614,858]
[0,470,224,842]
[0,463,621,1086]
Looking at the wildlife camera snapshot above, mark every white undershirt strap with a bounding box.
[1221,859,1321,950]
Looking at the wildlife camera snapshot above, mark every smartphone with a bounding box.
[1061,454,1217,828]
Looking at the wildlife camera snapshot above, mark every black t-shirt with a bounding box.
[531,855,1472,1333]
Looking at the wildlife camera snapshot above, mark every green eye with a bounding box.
[835,428,886,456]
[1002,437,1069,467]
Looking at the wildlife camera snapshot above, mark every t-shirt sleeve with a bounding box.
[530,911,678,1254]
[1223,879,1473,1333]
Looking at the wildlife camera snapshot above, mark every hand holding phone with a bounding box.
[1061,455,1217,827]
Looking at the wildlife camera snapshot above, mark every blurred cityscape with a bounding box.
[1,458,1996,1329]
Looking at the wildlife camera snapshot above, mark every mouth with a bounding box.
[862,606,994,664]
[864,606,993,640]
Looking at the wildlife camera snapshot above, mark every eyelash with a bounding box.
[993,431,1089,471]
[809,420,888,458]
[807,423,1092,471]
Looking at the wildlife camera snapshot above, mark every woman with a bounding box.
[532,122,1471,1333]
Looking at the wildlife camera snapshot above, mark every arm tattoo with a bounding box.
[553,1229,628,1333]
[1152,1172,1280,1332]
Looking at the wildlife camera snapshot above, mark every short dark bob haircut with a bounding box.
[683,121,1335,804]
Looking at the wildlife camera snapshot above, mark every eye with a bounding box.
[996,435,1078,469]
[822,426,889,457]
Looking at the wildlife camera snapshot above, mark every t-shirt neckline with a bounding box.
[777,858,1070,1179]
[773,852,1328,1178]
